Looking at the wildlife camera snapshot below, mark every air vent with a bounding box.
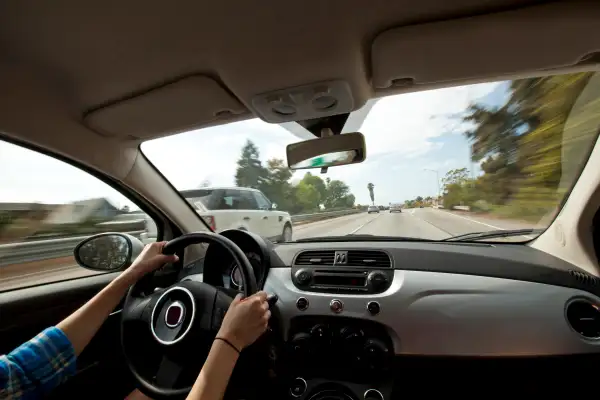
[295,251,335,265]
[347,250,392,268]
[566,299,600,339]
[569,270,600,287]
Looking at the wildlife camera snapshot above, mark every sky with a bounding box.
[0,80,510,209]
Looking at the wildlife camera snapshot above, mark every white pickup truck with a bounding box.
[180,187,293,242]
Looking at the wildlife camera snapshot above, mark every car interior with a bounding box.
[1,0,600,399]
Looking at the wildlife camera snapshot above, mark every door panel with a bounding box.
[252,191,280,238]
[0,274,135,399]
[226,189,264,235]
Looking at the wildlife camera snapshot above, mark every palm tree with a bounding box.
[367,183,375,205]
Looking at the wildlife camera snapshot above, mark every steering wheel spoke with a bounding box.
[154,355,184,389]
[122,291,155,324]
[211,288,236,331]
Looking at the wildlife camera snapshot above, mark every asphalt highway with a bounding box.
[294,208,533,240]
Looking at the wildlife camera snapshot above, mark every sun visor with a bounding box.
[371,2,600,89]
[84,76,248,139]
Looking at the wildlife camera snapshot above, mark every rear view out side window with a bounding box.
[0,139,158,292]
[183,189,215,210]
[253,191,271,210]
[223,189,259,210]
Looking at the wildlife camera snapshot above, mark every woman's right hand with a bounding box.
[217,291,271,351]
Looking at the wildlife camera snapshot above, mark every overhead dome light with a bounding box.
[272,103,296,116]
[251,80,354,123]
[312,95,338,111]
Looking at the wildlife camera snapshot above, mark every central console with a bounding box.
[291,250,394,294]
[283,316,394,400]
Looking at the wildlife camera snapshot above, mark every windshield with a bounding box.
[142,71,600,242]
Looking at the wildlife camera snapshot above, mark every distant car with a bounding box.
[389,203,402,213]
[180,186,293,242]
[367,205,380,214]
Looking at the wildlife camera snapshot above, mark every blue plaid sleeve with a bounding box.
[0,326,76,400]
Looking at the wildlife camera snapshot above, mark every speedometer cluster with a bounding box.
[223,252,263,290]
[200,229,271,289]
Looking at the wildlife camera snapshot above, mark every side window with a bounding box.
[184,189,215,210]
[253,191,271,210]
[0,140,158,292]
[239,190,259,210]
[225,189,258,210]
[212,190,234,210]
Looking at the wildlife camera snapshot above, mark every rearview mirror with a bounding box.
[74,232,145,272]
[286,132,366,170]
[271,203,278,210]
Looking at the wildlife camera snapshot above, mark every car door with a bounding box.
[228,189,265,235]
[0,138,163,399]
[252,190,281,239]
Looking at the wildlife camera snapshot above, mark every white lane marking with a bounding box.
[410,211,454,236]
[441,210,533,240]
[349,214,382,234]
[441,210,503,230]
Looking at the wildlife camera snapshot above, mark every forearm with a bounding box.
[57,273,133,355]
[186,340,239,400]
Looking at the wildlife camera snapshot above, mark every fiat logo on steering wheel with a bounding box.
[165,301,185,328]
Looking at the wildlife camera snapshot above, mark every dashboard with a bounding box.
[181,229,600,398]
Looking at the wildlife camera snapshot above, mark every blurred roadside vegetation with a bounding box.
[442,71,600,222]
[0,212,145,243]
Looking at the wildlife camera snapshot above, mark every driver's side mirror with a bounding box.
[74,232,145,272]
[271,203,278,210]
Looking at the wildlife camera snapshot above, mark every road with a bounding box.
[1,209,535,291]
[294,208,533,240]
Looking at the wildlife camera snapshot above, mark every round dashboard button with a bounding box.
[367,301,381,316]
[290,377,307,397]
[296,297,309,311]
[330,299,343,313]
[294,269,312,285]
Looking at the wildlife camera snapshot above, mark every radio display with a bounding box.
[314,275,366,287]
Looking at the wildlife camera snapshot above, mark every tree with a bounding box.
[460,71,597,218]
[232,140,359,215]
[261,158,293,211]
[344,194,356,208]
[300,173,327,200]
[440,168,476,209]
[295,181,321,211]
[324,179,354,209]
[441,168,470,187]
[235,140,267,189]
[367,183,375,205]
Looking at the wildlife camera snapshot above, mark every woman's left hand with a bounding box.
[120,241,179,284]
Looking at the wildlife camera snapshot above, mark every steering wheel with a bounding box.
[121,232,259,399]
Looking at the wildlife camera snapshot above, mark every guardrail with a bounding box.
[291,209,362,223]
[0,210,362,267]
[0,230,145,267]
